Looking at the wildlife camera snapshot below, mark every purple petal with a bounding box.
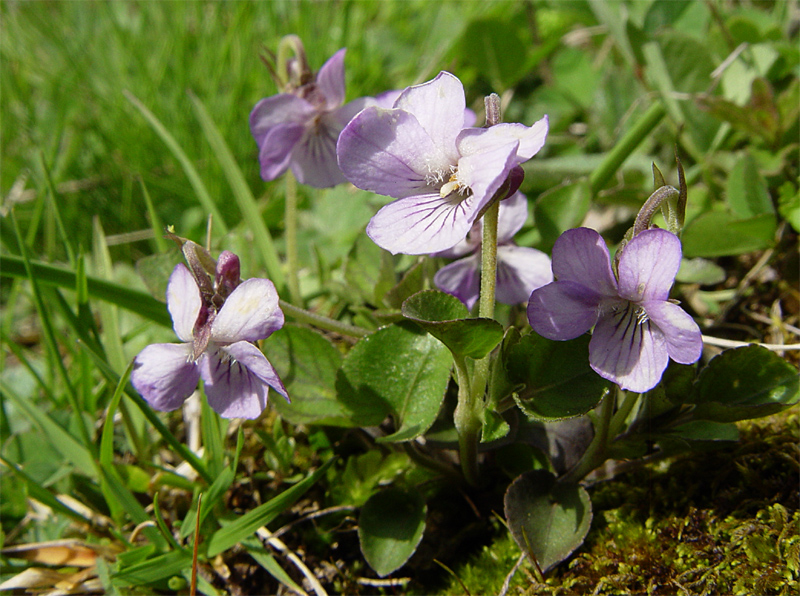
[333,96,377,127]
[315,48,346,108]
[374,89,403,109]
[455,139,519,215]
[290,116,347,188]
[527,281,603,340]
[250,94,315,145]
[366,192,478,255]
[644,300,702,364]
[590,302,669,392]
[551,228,618,297]
[257,122,306,181]
[456,117,548,164]
[495,245,553,305]
[211,278,283,344]
[617,229,682,302]
[393,71,465,163]
[337,107,447,199]
[167,264,201,343]
[434,254,481,310]
[200,348,260,419]
[496,192,529,243]
[131,343,200,411]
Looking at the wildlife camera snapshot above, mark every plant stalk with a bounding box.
[560,388,617,485]
[285,173,303,306]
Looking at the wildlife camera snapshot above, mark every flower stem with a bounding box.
[452,354,481,486]
[279,300,370,338]
[560,388,616,485]
[285,173,303,306]
[454,198,502,485]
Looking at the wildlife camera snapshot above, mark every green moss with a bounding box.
[441,410,799,595]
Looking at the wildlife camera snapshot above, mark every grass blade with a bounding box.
[189,93,285,291]
[206,458,334,557]
[123,90,229,236]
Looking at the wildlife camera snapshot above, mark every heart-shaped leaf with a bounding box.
[504,470,592,573]
[507,333,610,420]
[402,290,504,359]
[359,487,426,577]
[336,322,452,441]
[687,345,799,422]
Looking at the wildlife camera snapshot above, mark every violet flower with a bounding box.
[131,256,287,419]
[527,227,702,393]
[336,71,548,255]
[250,46,372,188]
[433,192,553,310]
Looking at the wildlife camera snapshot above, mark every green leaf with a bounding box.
[778,181,800,233]
[344,234,396,308]
[676,257,726,285]
[533,181,591,252]
[358,487,426,578]
[0,255,171,327]
[113,549,192,586]
[681,211,776,257]
[504,470,592,573]
[402,290,504,360]
[261,325,349,426]
[205,458,334,557]
[507,334,610,420]
[687,345,799,422]
[727,153,774,219]
[336,322,452,441]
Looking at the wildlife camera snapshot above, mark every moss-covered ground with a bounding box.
[438,409,799,596]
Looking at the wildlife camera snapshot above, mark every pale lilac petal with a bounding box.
[463,108,477,128]
[496,192,529,243]
[290,117,347,188]
[434,254,481,310]
[249,95,315,145]
[617,229,682,302]
[456,117,548,163]
[224,341,288,401]
[455,140,519,215]
[211,278,283,344]
[374,89,403,109]
[551,228,618,297]
[367,192,478,255]
[315,48,346,108]
[167,264,201,343]
[590,305,669,392]
[337,107,448,199]
[332,96,376,127]
[201,347,267,419]
[643,300,702,364]
[527,281,603,340]
[495,245,553,305]
[258,122,306,181]
[131,343,199,411]
[393,71,464,162]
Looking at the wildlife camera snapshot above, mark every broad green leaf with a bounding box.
[331,451,411,507]
[358,487,426,578]
[336,322,452,441]
[402,290,504,360]
[261,325,350,426]
[205,458,334,557]
[778,181,800,233]
[504,470,592,573]
[727,153,774,219]
[676,257,726,285]
[344,234,397,308]
[681,211,776,257]
[507,334,610,420]
[687,345,799,422]
[642,0,693,34]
